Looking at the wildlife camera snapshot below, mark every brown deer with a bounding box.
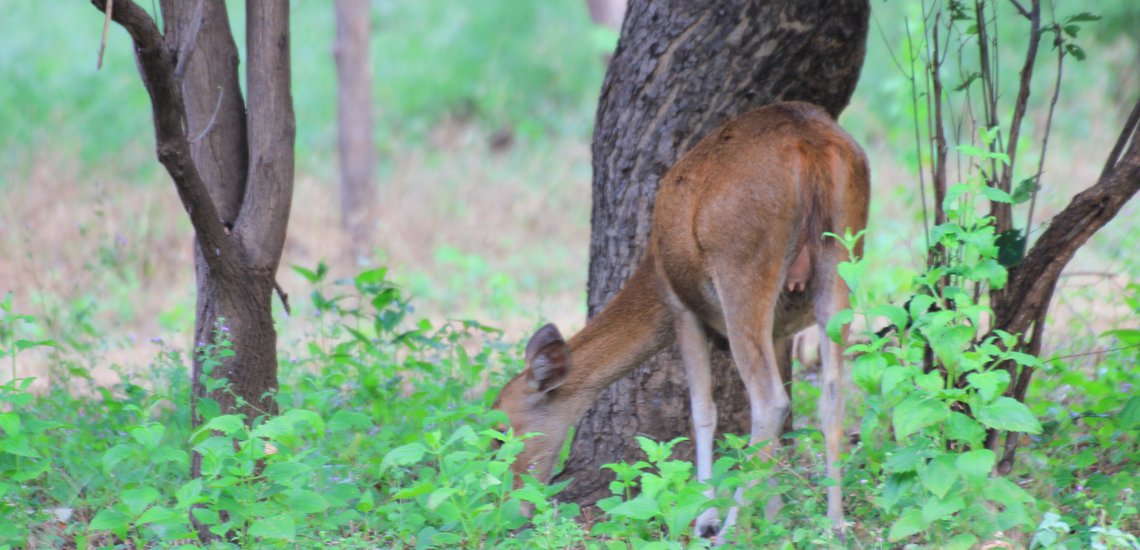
[493,101,869,539]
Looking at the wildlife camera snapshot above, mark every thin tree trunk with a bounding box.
[334,0,376,250]
[554,0,870,506]
[89,5,295,536]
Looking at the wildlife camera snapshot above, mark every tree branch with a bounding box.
[233,0,295,271]
[995,95,1140,337]
[90,0,234,273]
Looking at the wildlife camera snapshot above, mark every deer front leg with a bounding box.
[673,310,720,538]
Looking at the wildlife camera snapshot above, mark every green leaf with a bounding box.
[918,455,958,499]
[977,397,1042,433]
[14,339,55,351]
[888,509,926,541]
[249,514,296,542]
[198,414,245,436]
[284,489,328,514]
[102,444,134,474]
[922,493,965,524]
[354,267,389,285]
[1118,396,1140,430]
[966,370,1010,403]
[130,424,165,449]
[867,304,909,331]
[1,436,40,458]
[1011,177,1036,204]
[88,508,131,533]
[427,487,458,510]
[981,186,1013,204]
[136,505,178,525]
[328,410,373,432]
[380,442,427,473]
[605,495,660,520]
[852,354,886,393]
[1066,12,1101,23]
[893,394,949,439]
[0,412,20,437]
[1103,328,1140,346]
[955,449,995,484]
[122,486,159,516]
[826,308,855,343]
[945,412,986,448]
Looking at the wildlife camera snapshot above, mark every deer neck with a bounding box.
[556,255,673,418]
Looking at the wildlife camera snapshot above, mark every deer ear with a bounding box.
[524,323,570,393]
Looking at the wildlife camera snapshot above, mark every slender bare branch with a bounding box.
[233,0,295,271]
[993,0,1041,233]
[173,0,206,79]
[90,0,233,273]
[97,0,115,69]
[1025,22,1065,237]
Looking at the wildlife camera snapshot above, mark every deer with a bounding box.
[493,101,870,541]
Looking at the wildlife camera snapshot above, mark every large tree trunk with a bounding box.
[334,0,376,250]
[91,0,294,507]
[553,0,870,506]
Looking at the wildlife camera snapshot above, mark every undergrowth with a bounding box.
[1,249,1137,548]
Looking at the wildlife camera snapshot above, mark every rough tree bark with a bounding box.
[334,0,376,250]
[553,0,870,506]
[90,0,294,482]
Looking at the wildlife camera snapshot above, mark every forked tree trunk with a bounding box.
[553,0,870,506]
[334,0,376,250]
[90,0,295,496]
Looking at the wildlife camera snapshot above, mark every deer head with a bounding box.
[493,323,575,482]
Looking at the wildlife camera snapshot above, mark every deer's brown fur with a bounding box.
[494,102,870,538]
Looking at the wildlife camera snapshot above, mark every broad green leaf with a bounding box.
[981,186,1013,204]
[249,514,296,542]
[918,455,958,499]
[129,424,165,449]
[354,267,389,285]
[122,486,159,516]
[922,493,965,524]
[945,412,986,448]
[893,394,949,439]
[427,487,458,510]
[1,436,39,458]
[888,509,926,541]
[966,370,1010,403]
[852,354,885,393]
[881,366,912,396]
[977,397,1042,434]
[605,495,660,520]
[198,414,245,436]
[102,444,134,474]
[955,449,995,484]
[946,534,980,550]
[88,508,130,533]
[1119,396,1140,430]
[868,304,909,330]
[285,489,328,514]
[826,308,855,344]
[0,412,20,436]
[136,505,178,525]
[328,410,373,432]
[380,442,427,473]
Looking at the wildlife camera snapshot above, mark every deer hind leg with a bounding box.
[812,251,850,534]
[671,308,721,538]
[711,261,790,541]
